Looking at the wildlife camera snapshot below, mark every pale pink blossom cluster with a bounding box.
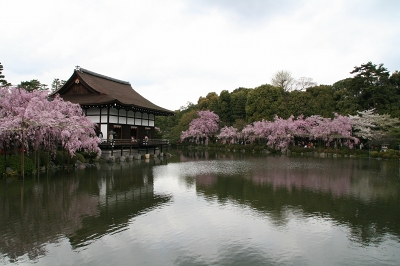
[217,126,238,144]
[240,114,358,151]
[180,110,220,143]
[181,110,359,151]
[0,87,101,156]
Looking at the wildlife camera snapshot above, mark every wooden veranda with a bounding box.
[99,138,169,157]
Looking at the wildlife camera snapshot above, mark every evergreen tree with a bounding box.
[231,88,249,122]
[350,62,391,113]
[18,79,48,91]
[246,84,285,122]
[0,62,10,86]
[218,90,232,126]
[51,78,66,93]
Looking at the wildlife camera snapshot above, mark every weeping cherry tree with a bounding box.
[0,87,101,178]
[180,110,219,145]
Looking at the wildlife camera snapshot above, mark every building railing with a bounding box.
[100,138,169,146]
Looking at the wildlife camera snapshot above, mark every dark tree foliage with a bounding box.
[218,90,232,126]
[305,85,336,118]
[246,84,285,122]
[155,102,199,143]
[18,79,48,91]
[349,62,391,113]
[0,62,10,86]
[390,71,400,88]
[51,78,66,92]
[231,87,249,122]
[286,90,312,117]
[198,92,219,112]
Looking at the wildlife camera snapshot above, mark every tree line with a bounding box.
[156,62,400,144]
[0,62,66,92]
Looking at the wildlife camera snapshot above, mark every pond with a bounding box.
[1,149,400,265]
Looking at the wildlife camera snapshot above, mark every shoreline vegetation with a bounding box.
[1,142,398,178]
[0,149,170,177]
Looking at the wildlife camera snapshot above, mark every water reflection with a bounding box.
[0,159,171,263]
[1,149,400,265]
[174,149,400,245]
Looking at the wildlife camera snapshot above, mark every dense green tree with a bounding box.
[232,118,248,131]
[51,78,66,92]
[18,79,48,91]
[333,78,361,115]
[231,87,249,122]
[350,62,391,113]
[306,85,336,118]
[246,84,285,122]
[286,90,312,117]
[197,92,219,112]
[173,109,200,142]
[155,114,177,138]
[0,62,10,86]
[387,71,400,117]
[0,62,6,85]
[218,90,232,126]
[390,71,400,88]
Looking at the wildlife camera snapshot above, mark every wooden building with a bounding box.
[54,66,174,142]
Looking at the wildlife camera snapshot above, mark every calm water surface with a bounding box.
[1,150,400,265]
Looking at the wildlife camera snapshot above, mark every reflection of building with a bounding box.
[68,180,172,248]
[53,67,174,141]
[0,165,172,261]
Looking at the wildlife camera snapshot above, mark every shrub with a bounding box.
[81,151,98,163]
[0,156,5,174]
[74,153,85,163]
[370,151,379,158]
[339,148,349,156]
[38,151,51,167]
[6,154,35,174]
[253,145,264,152]
[52,150,70,165]
[386,149,395,154]
[290,146,307,153]
[243,144,255,152]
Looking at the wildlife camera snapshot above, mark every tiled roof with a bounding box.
[55,67,174,116]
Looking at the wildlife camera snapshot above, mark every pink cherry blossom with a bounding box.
[217,126,238,144]
[180,110,219,143]
[0,87,101,157]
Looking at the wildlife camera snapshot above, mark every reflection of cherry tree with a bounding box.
[0,178,100,262]
[180,111,219,144]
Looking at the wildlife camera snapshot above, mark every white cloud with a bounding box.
[2,0,400,110]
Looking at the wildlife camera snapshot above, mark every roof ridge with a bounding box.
[77,67,131,85]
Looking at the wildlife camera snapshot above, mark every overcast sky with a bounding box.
[2,0,400,111]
